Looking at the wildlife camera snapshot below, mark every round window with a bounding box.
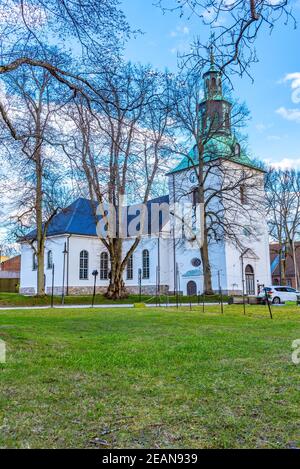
[191,258,201,267]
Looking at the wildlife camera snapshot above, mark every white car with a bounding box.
[260,286,300,304]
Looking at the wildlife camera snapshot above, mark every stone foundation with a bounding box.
[125,285,169,295]
[42,285,170,296]
[19,287,36,295]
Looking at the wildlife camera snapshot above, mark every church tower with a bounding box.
[199,50,232,137]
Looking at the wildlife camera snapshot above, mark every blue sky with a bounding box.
[122,0,300,168]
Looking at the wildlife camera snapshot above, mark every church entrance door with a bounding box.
[187,280,197,296]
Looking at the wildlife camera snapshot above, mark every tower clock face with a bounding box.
[189,171,197,184]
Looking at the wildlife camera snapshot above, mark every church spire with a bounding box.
[199,44,232,136]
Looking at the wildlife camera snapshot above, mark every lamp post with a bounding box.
[91,270,99,307]
[292,239,299,290]
[138,268,142,302]
[218,269,224,314]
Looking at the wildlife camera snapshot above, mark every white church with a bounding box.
[19,64,271,297]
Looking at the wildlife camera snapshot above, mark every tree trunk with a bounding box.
[105,239,128,299]
[198,141,213,295]
[201,225,213,295]
[35,119,45,296]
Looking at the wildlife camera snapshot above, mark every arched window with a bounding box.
[79,250,89,280]
[47,250,53,270]
[32,253,38,271]
[225,112,230,129]
[100,252,109,280]
[211,77,217,92]
[206,79,210,95]
[235,143,241,157]
[142,249,150,279]
[127,254,133,280]
[245,265,255,295]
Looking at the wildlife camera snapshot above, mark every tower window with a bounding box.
[211,77,217,92]
[100,252,109,280]
[225,112,230,129]
[79,250,89,280]
[206,79,209,95]
[235,143,241,157]
[142,249,150,279]
[212,111,219,129]
[240,185,247,205]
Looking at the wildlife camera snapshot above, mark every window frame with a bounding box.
[142,249,150,279]
[79,250,89,280]
[126,254,133,280]
[47,250,53,270]
[100,251,109,280]
[32,253,38,271]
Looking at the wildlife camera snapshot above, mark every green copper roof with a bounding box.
[168,135,264,175]
[183,269,201,278]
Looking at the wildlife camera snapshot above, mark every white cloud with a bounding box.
[277,72,300,123]
[267,135,281,141]
[255,123,273,132]
[169,25,190,38]
[264,158,300,170]
[282,72,300,103]
[276,106,300,123]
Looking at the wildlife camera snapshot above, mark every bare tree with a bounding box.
[156,0,296,79]
[168,65,265,294]
[62,64,173,299]
[0,0,134,133]
[266,167,300,288]
[0,57,74,295]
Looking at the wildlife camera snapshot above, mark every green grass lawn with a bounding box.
[0,292,227,307]
[0,305,299,449]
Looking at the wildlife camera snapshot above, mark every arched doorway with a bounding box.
[187,280,197,296]
[245,265,255,295]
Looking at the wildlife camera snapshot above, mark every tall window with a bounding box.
[47,250,53,269]
[142,249,150,279]
[211,77,217,92]
[225,112,230,129]
[79,250,89,280]
[245,265,255,295]
[32,253,38,271]
[212,111,219,129]
[240,185,247,205]
[127,254,133,280]
[100,252,109,280]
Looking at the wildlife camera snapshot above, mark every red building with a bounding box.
[270,243,300,288]
[0,255,21,273]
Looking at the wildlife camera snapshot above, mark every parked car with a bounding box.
[259,286,300,304]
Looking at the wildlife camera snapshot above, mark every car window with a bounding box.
[286,288,296,292]
[275,287,287,292]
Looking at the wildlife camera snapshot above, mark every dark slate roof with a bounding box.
[24,195,170,240]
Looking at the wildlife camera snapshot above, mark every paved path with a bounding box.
[0,303,220,311]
